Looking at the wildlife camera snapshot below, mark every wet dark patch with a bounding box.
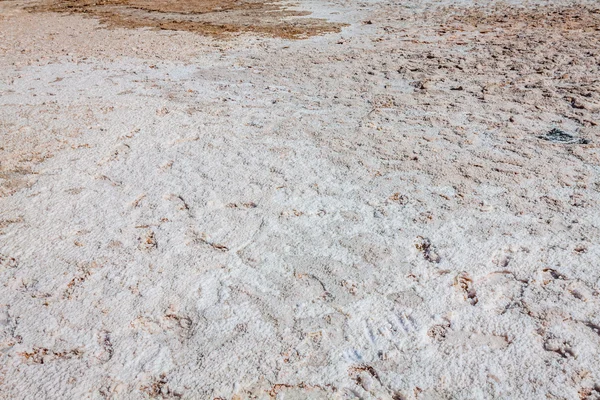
[538,128,589,144]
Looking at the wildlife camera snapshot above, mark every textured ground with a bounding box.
[1,0,600,399]
[27,0,345,38]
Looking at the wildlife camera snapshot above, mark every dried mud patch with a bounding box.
[28,0,344,38]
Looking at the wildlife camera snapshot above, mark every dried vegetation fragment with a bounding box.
[140,373,182,398]
[138,230,157,251]
[226,201,257,209]
[415,236,440,263]
[0,254,18,269]
[186,231,229,251]
[388,192,408,205]
[19,347,83,364]
[28,0,345,38]
[454,272,478,305]
[265,382,334,398]
[0,216,24,232]
[63,261,101,299]
[584,322,600,337]
[348,364,381,382]
[578,385,600,400]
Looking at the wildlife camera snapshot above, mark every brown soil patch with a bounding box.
[28,0,344,38]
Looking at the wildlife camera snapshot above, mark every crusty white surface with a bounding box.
[1,0,600,399]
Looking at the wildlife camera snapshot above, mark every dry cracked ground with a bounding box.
[1,0,600,399]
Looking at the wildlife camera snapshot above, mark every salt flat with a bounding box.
[1,0,599,398]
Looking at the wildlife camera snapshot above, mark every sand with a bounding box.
[1,0,600,398]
